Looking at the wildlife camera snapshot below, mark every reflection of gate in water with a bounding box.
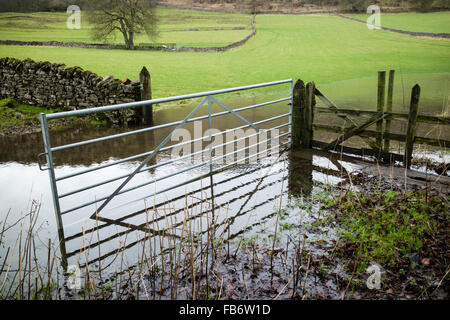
[37,80,294,267]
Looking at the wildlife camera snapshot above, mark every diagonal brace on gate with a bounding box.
[90,95,269,219]
[315,88,379,150]
[90,96,209,219]
[210,96,274,139]
[210,96,260,131]
[323,113,388,151]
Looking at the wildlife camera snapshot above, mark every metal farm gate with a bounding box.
[38,80,294,248]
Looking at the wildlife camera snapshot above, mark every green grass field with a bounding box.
[353,12,450,33]
[0,9,253,47]
[0,10,449,111]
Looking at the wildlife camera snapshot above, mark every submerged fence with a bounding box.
[292,70,450,169]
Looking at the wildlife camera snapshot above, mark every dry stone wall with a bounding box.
[0,57,143,124]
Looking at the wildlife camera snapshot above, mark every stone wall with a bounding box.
[334,13,450,39]
[0,15,257,53]
[0,57,143,124]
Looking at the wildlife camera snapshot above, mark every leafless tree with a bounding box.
[86,0,158,50]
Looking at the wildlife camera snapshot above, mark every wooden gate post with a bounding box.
[304,82,316,149]
[404,84,421,169]
[292,79,315,149]
[139,66,153,125]
[292,79,306,149]
[383,70,395,152]
[376,71,386,149]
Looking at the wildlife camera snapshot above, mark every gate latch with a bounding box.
[37,153,49,171]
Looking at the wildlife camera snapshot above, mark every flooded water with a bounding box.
[318,73,449,115]
[315,72,450,167]
[0,74,449,289]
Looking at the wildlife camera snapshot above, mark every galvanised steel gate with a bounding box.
[38,79,294,243]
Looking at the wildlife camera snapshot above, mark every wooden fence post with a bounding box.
[383,70,395,152]
[292,79,306,149]
[404,84,420,169]
[292,79,315,149]
[304,82,316,149]
[376,71,386,149]
[139,66,153,125]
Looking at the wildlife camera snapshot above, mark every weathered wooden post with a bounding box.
[292,79,315,149]
[404,84,420,169]
[292,79,306,149]
[383,70,395,152]
[139,66,153,125]
[304,82,316,149]
[376,71,386,149]
[288,150,313,197]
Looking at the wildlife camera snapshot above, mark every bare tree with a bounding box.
[86,0,158,50]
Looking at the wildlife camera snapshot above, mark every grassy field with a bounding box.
[352,12,450,33]
[0,9,253,47]
[0,11,449,107]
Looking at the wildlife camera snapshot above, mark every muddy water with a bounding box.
[0,75,448,278]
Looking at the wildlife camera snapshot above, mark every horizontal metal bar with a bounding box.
[56,112,290,181]
[119,141,290,209]
[51,97,290,152]
[63,158,284,242]
[60,132,289,215]
[46,80,293,120]
[58,122,290,198]
[91,95,209,217]
[58,141,211,199]
[96,130,290,200]
[210,96,260,131]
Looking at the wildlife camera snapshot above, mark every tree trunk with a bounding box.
[128,31,134,50]
[118,18,131,49]
[129,8,136,50]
